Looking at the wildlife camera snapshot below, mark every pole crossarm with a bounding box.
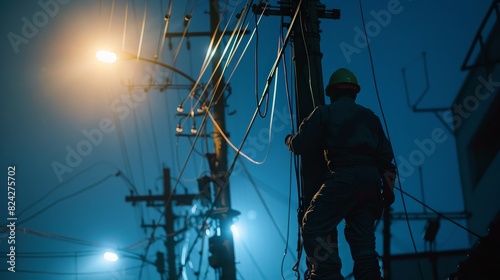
[125,194,197,206]
[252,2,340,19]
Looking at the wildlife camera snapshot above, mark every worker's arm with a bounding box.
[285,106,324,155]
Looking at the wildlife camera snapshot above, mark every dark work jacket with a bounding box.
[286,96,395,171]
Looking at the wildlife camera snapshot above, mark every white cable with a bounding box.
[136,0,148,60]
[298,11,316,108]
[190,2,239,102]
[203,2,268,108]
[191,2,245,110]
[206,65,279,165]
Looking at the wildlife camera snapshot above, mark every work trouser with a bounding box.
[302,165,384,280]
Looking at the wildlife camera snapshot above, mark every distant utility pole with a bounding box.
[125,168,196,280]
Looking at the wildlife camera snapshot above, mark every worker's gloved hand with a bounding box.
[284,134,294,152]
[382,169,396,207]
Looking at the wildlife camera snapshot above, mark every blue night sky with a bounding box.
[0,0,494,279]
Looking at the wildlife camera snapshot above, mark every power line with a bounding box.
[17,173,114,226]
[17,162,131,218]
[238,157,298,261]
[239,236,268,280]
[2,265,145,277]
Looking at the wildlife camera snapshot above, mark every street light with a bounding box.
[103,251,119,262]
[96,49,118,63]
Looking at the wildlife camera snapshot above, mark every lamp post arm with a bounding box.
[121,51,197,85]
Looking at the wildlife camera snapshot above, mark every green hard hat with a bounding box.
[325,68,361,96]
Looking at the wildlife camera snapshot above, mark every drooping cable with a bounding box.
[220,0,303,246]
[206,60,277,165]
[173,126,207,184]
[131,89,148,189]
[156,0,173,60]
[172,0,198,62]
[211,0,267,106]
[188,0,249,114]
[213,1,271,111]
[11,266,145,277]
[135,93,164,183]
[173,2,304,272]
[190,1,245,110]
[165,106,212,213]
[122,0,129,51]
[239,158,297,262]
[211,1,267,107]
[357,0,483,270]
[107,82,136,185]
[6,234,152,277]
[357,0,423,279]
[17,161,138,218]
[395,186,480,239]
[146,1,286,274]
[17,174,114,226]
[254,13,269,118]
[145,88,164,175]
[208,11,283,165]
[191,1,230,91]
[298,7,316,109]
[239,234,268,279]
[108,0,115,32]
[136,0,149,61]
[279,21,306,278]
[171,83,230,278]
[280,16,306,277]
[10,228,157,257]
[166,2,302,276]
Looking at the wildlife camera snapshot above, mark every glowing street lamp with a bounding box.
[103,251,119,262]
[96,49,118,63]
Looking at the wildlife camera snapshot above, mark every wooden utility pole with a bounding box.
[291,0,335,212]
[209,1,237,279]
[163,168,178,280]
[125,168,196,280]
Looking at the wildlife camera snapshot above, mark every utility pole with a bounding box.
[125,168,196,280]
[290,0,339,211]
[163,168,177,280]
[208,1,238,279]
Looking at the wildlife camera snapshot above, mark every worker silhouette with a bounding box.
[285,68,396,280]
